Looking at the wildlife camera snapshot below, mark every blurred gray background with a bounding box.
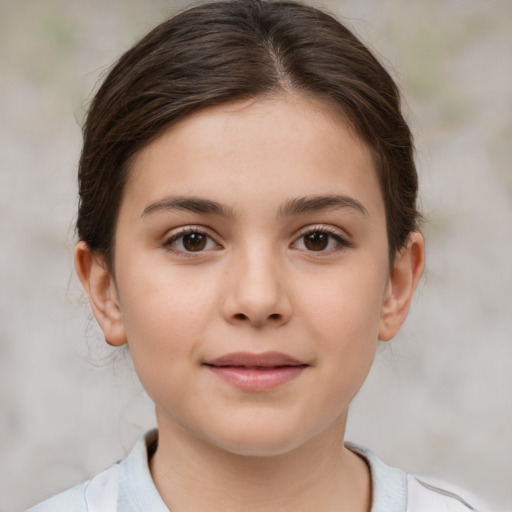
[1,0,511,510]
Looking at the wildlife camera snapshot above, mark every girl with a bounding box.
[27,1,481,510]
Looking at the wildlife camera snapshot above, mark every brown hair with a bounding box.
[77,0,420,268]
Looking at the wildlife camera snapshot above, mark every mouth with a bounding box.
[204,351,308,391]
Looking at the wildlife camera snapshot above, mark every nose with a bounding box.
[221,246,292,328]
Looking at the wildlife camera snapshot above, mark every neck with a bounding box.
[150,411,371,512]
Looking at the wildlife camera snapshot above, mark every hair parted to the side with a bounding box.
[77,0,420,270]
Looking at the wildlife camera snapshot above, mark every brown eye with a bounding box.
[291,228,349,253]
[182,232,207,251]
[165,229,218,254]
[303,232,329,251]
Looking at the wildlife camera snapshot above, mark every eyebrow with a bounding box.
[277,195,368,217]
[141,194,368,219]
[142,196,235,218]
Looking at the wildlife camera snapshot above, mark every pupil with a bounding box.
[183,233,206,251]
[305,232,328,251]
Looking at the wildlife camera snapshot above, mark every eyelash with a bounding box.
[162,225,350,256]
[163,227,220,256]
[291,226,351,254]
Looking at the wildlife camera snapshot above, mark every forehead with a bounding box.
[123,95,383,220]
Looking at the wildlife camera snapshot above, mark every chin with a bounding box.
[218,439,302,458]
[204,422,314,458]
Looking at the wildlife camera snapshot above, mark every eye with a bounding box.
[291,228,349,252]
[164,228,219,253]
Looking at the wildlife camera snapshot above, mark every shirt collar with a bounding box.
[117,430,407,512]
[117,429,169,512]
[347,442,408,512]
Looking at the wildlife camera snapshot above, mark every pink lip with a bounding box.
[204,351,308,391]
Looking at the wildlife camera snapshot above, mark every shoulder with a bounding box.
[407,475,477,512]
[25,430,159,512]
[346,442,484,512]
[25,480,88,512]
[25,462,121,512]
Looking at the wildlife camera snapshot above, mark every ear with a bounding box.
[379,232,425,341]
[74,241,127,346]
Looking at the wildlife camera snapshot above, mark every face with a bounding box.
[79,95,420,457]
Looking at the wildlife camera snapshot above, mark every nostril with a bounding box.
[233,312,281,322]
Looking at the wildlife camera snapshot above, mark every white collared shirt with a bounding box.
[27,430,480,512]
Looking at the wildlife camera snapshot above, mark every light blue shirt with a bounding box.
[27,429,477,511]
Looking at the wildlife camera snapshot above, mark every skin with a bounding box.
[76,95,424,512]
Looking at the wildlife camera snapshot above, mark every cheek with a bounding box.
[293,263,386,385]
[117,269,222,416]
[295,267,386,341]
[116,262,221,366]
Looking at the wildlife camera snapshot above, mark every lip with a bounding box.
[204,351,308,391]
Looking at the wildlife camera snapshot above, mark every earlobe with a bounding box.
[378,232,425,341]
[74,241,127,346]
